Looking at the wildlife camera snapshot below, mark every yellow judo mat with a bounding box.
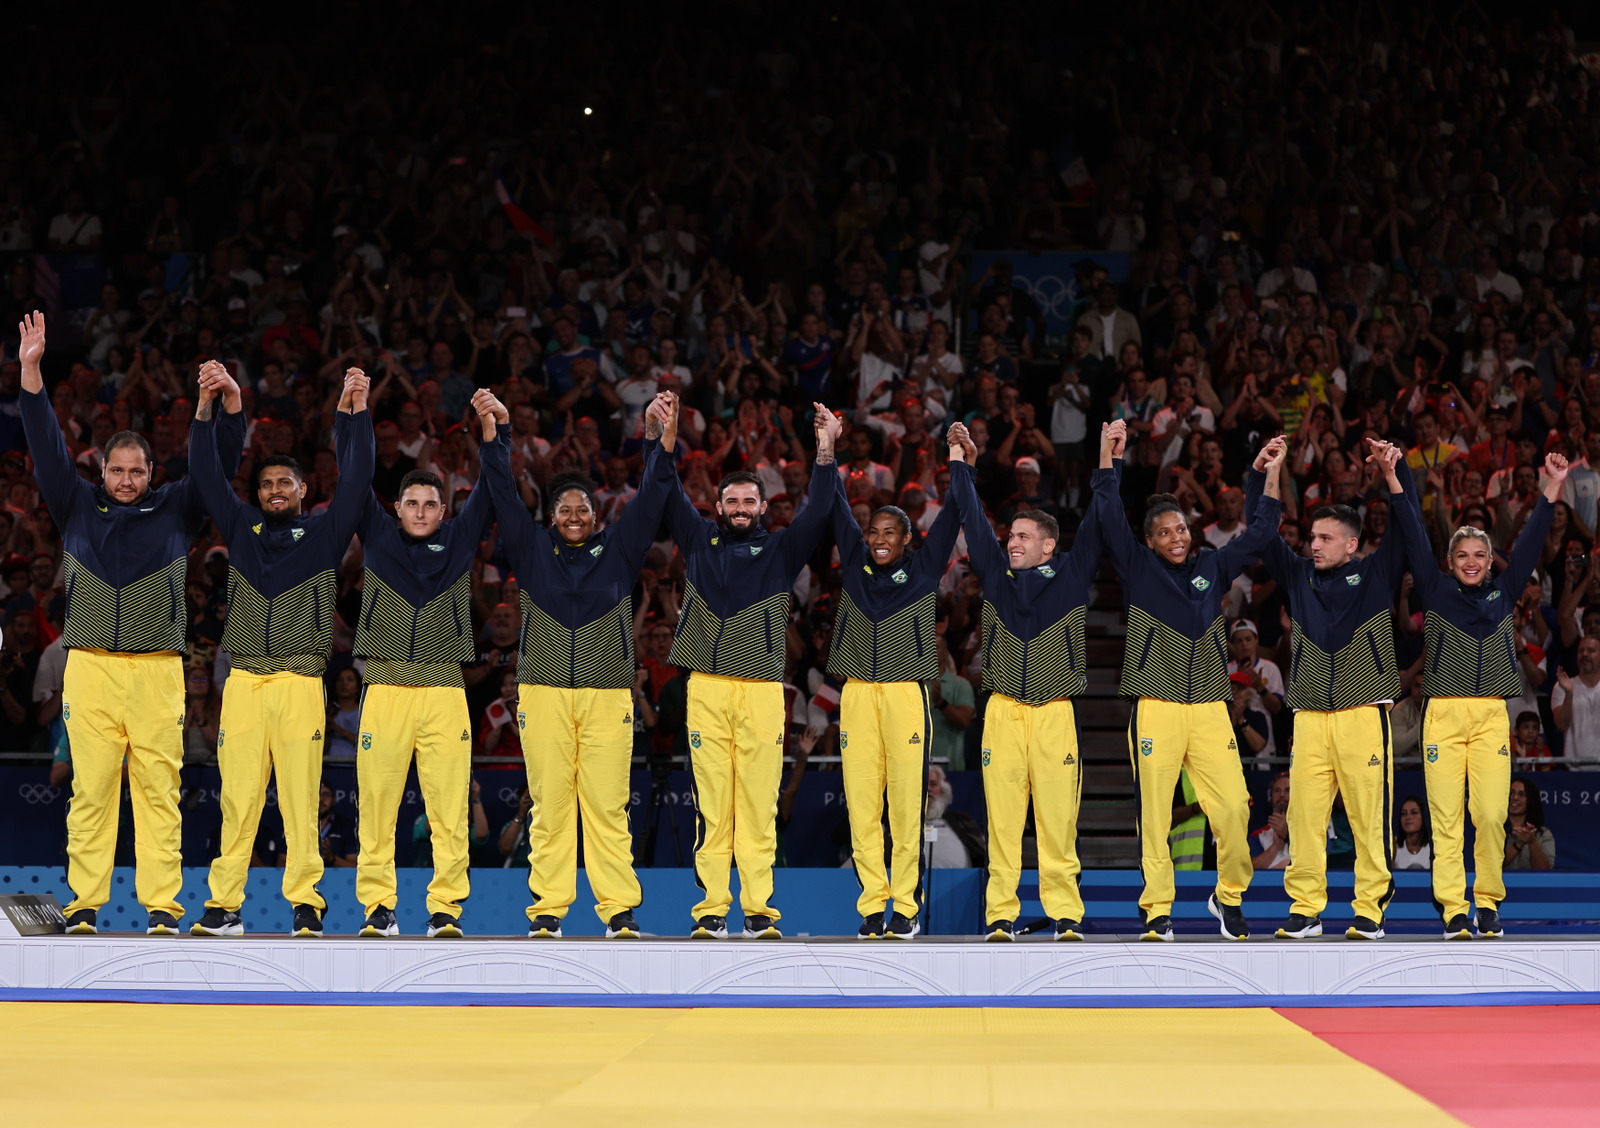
[0,1002,1462,1126]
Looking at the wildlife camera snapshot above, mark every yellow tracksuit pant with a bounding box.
[60,648,186,918]
[520,684,642,925]
[205,669,327,913]
[1423,696,1513,920]
[686,672,785,921]
[840,679,931,920]
[355,683,472,919]
[1285,706,1395,922]
[1128,698,1252,919]
[982,694,1083,925]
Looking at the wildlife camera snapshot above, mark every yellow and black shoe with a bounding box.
[1474,908,1504,939]
[360,906,399,937]
[1054,918,1084,942]
[857,912,884,940]
[690,915,728,939]
[146,911,182,936]
[1141,915,1175,942]
[64,909,97,935]
[291,905,323,938]
[1346,915,1385,941]
[1275,913,1323,939]
[1208,895,1250,940]
[528,914,563,939]
[884,912,920,939]
[1443,913,1472,940]
[191,908,244,937]
[606,910,641,939]
[742,914,782,940]
[426,912,464,939]
[985,919,1015,942]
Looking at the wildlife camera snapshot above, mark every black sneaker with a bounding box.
[884,912,920,939]
[291,905,323,938]
[191,907,244,937]
[146,911,182,936]
[1475,908,1504,939]
[64,908,97,935]
[858,912,884,939]
[985,920,1015,942]
[426,912,464,938]
[360,906,399,937]
[1346,916,1385,940]
[1141,915,1175,942]
[1275,913,1323,939]
[606,910,641,939]
[1054,918,1084,942]
[528,915,563,939]
[1208,894,1250,940]
[1443,913,1472,940]
[743,914,782,939]
[690,915,728,939]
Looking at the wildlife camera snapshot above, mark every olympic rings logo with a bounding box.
[1018,274,1078,321]
[18,784,60,805]
[498,787,520,804]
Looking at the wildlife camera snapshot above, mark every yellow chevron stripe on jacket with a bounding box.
[222,567,337,676]
[1120,607,1232,704]
[668,583,792,681]
[1422,611,1521,699]
[518,592,635,689]
[827,590,939,683]
[354,572,475,664]
[979,602,1087,705]
[61,553,187,654]
[1286,608,1403,711]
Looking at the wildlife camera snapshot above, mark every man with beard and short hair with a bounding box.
[654,401,839,939]
[17,313,243,936]
[1246,439,1419,941]
[187,361,373,939]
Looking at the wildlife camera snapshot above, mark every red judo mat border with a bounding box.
[5,987,1600,1008]
[1282,1005,1600,1128]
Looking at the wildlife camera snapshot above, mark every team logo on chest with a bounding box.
[1487,590,1501,601]
[891,568,908,584]
[1346,574,1362,586]
[1191,576,1210,591]
[749,545,763,556]
[252,523,262,535]
[291,528,305,541]
[591,544,604,557]
[428,544,444,552]
[1037,564,1055,578]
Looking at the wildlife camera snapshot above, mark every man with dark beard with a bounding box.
[655,400,839,939]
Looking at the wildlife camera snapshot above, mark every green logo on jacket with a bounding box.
[1426,744,1439,763]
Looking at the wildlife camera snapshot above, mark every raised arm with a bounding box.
[1504,453,1565,588]
[1241,436,1302,583]
[470,389,538,547]
[454,403,511,544]
[1368,439,1423,582]
[609,393,679,568]
[326,368,378,546]
[944,421,1008,589]
[1090,420,1140,573]
[1216,439,1287,580]
[16,312,87,524]
[776,403,841,573]
[189,360,251,542]
[827,456,865,565]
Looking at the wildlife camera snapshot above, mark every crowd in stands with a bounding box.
[0,2,1591,876]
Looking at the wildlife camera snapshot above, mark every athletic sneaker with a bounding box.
[426,912,464,938]
[1275,913,1322,939]
[1141,915,1175,942]
[1346,916,1385,940]
[1054,918,1084,941]
[191,908,244,937]
[1443,913,1472,941]
[606,910,641,939]
[985,920,1015,942]
[360,906,399,937]
[64,909,96,935]
[1474,908,1504,939]
[146,911,182,936]
[884,912,920,939]
[743,915,782,939]
[690,915,728,940]
[858,912,884,940]
[291,905,323,938]
[1208,894,1250,940]
[528,915,563,939]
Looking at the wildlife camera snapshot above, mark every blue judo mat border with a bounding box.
[5,987,1600,1009]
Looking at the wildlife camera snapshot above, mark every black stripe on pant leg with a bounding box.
[843,688,868,910]
[1071,696,1084,921]
[1128,699,1144,925]
[1377,706,1396,916]
[686,681,709,897]
[913,681,932,921]
[1420,697,1446,921]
